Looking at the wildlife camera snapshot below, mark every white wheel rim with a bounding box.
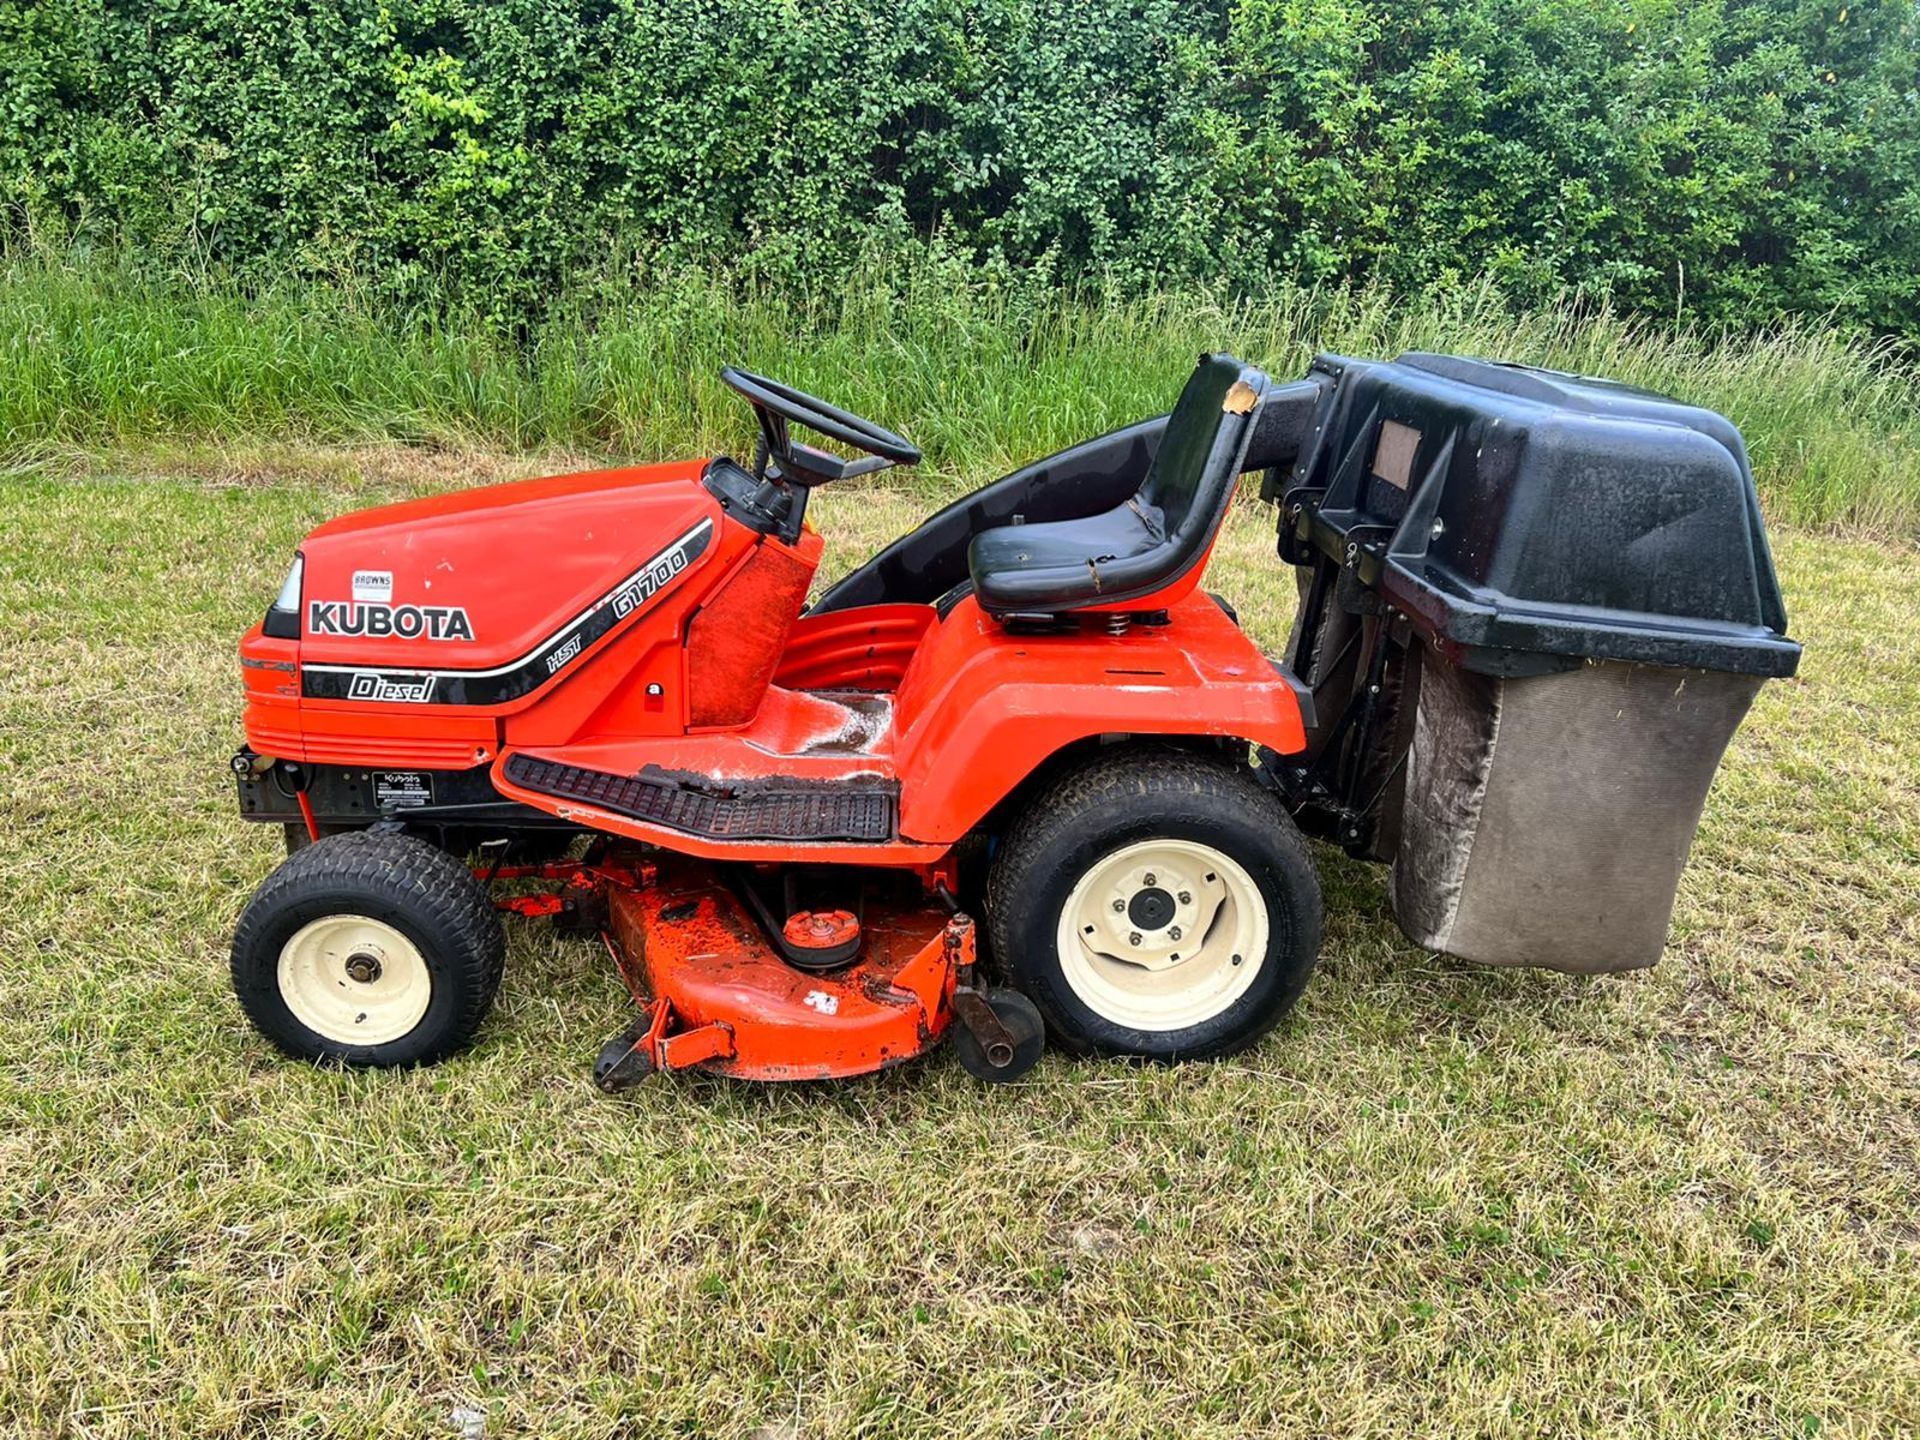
[1055,838,1268,1032]
[277,915,433,1046]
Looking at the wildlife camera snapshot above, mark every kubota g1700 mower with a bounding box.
[229,353,1799,1086]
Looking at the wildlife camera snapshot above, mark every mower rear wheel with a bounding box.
[951,988,1046,1083]
[987,747,1322,1061]
[231,831,505,1068]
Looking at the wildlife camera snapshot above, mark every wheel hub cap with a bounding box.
[277,915,432,1046]
[1127,887,1176,931]
[344,952,384,984]
[1056,839,1269,1032]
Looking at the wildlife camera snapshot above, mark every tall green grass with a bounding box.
[3,254,1915,531]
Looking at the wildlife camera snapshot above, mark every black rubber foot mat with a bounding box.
[505,755,895,843]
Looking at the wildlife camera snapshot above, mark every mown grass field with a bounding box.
[1,432,1916,1437]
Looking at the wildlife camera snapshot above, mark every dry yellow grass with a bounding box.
[0,459,1916,1438]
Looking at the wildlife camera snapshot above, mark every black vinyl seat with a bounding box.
[968,353,1270,616]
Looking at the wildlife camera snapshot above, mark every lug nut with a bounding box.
[1177,891,1191,905]
[1112,899,1125,912]
[1128,932,1142,946]
[1168,926,1182,941]
[1143,873,1156,886]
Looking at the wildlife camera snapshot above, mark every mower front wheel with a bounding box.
[231,831,506,1068]
[988,747,1323,1062]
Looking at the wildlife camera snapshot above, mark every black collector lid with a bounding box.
[1277,352,1802,678]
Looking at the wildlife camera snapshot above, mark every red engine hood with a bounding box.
[295,460,719,677]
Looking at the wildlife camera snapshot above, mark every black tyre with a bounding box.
[987,747,1322,1061]
[231,831,506,1067]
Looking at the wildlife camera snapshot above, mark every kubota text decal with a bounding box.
[307,601,476,641]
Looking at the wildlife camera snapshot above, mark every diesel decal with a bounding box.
[308,601,475,642]
[347,672,435,703]
[302,517,714,706]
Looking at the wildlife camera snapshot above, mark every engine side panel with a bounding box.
[296,461,717,686]
[243,462,766,765]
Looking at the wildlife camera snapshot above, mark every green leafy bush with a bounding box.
[2,0,1917,332]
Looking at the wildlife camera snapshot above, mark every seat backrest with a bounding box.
[962,352,1270,617]
[1139,354,1268,545]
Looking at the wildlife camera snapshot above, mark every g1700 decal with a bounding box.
[308,601,475,641]
[301,518,714,706]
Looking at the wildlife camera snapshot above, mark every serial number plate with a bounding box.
[372,770,433,808]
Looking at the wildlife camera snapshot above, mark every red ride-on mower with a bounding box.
[228,352,1800,1086]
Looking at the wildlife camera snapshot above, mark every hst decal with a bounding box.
[307,601,476,642]
[544,634,584,674]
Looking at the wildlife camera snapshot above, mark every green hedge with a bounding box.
[4,0,1917,332]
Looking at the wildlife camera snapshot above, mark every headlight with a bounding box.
[274,555,305,611]
[263,555,304,638]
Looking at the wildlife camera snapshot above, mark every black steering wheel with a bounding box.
[720,366,921,487]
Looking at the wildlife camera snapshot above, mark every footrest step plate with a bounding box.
[505,755,895,843]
